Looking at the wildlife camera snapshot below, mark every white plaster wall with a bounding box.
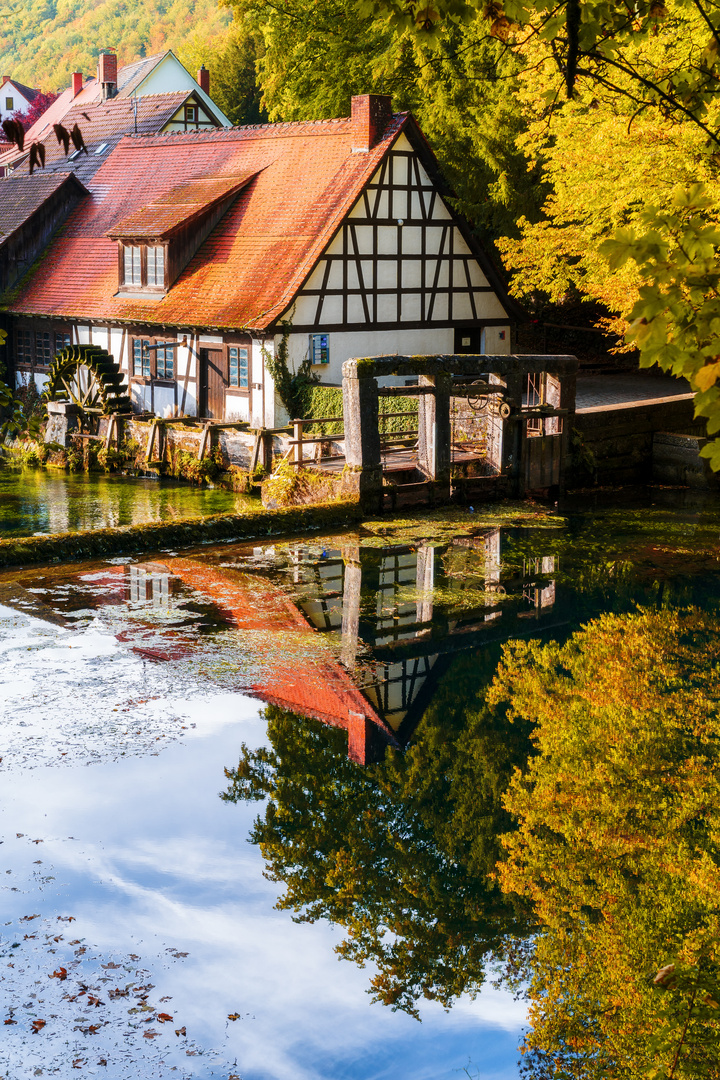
[15,371,48,391]
[284,327,455,385]
[131,382,152,412]
[136,53,231,126]
[225,395,250,422]
[153,385,176,417]
[483,326,511,355]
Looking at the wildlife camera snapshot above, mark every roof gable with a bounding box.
[2,108,515,328]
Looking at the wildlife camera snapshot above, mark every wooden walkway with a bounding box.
[309,445,486,475]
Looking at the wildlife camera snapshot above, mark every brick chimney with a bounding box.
[98,51,117,100]
[197,65,210,95]
[1,75,10,86]
[72,72,83,97]
[351,94,392,153]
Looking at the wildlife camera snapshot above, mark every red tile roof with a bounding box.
[165,558,395,743]
[2,112,412,331]
[107,173,258,240]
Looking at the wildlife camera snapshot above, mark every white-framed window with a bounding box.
[123,245,142,285]
[228,346,249,388]
[147,246,165,287]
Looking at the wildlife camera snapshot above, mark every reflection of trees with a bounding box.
[496,608,720,1079]
[222,645,533,1017]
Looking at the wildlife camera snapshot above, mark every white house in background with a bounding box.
[3,94,519,426]
[0,50,230,177]
[0,75,40,124]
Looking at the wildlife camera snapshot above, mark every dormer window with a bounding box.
[118,243,167,293]
[108,173,259,297]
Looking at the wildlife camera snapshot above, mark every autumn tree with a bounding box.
[222,645,533,1016]
[493,608,720,1078]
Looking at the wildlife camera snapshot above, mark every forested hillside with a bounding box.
[0,0,230,91]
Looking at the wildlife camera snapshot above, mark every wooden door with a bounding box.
[199,348,225,418]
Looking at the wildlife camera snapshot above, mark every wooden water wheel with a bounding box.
[45,344,131,418]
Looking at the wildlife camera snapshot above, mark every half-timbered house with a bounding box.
[1,95,518,426]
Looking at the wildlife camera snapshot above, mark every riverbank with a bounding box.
[0,499,366,569]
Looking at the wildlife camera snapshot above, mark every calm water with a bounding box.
[0,467,250,536]
[1,492,719,1078]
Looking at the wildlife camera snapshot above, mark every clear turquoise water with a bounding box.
[1,492,719,1078]
[0,466,252,536]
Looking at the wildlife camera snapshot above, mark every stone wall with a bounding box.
[572,397,702,485]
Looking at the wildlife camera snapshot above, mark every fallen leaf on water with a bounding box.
[98,1060,107,1067]
[75,946,87,955]
[227,1013,240,1021]
[21,914,40,922]
[49,967,67,981]
[72,1060,86,1069]
[32,839,43,844]
[57,916,75,922]
[157,1012,173,1023]
[87,995,102,1007]
[102,962,121,970]
[174,1026,186,1037]
[31,1019,46,1034]
[4,1018,17,1025]
[142,1030,158,1039]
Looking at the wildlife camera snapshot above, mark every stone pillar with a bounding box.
[501,367,525,497]
[341,556,362,669]
[342,375,383,508]
[44,402,81,447]
[417,373,451,497]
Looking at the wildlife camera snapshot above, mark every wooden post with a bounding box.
[145,420,157,463]
[293,419,303,467]
[197,422,211,461]
[104,413,116,451]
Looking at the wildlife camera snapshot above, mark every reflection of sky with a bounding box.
[1,605,526,1080]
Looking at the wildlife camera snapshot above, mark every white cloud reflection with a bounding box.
[1,609,526,1080]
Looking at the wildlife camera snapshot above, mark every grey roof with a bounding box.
[115,54,167,98]
[2,91,192,186]
[0,172,87,244]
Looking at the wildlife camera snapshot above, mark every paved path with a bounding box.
[575,375,693,412]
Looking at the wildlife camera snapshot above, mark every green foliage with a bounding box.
[0,1,230,91]
[227,0,543,250]
[496,607,720,1078]
[262,322,319,421]
[222,654,533,1015]
[173,446,223,484]
[294,384,344,435]
[601,185,720,465]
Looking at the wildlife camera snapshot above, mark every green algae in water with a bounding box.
[0,465,252,537]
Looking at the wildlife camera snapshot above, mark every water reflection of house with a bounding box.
[160,532,563,762]
[284,535,561,752]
